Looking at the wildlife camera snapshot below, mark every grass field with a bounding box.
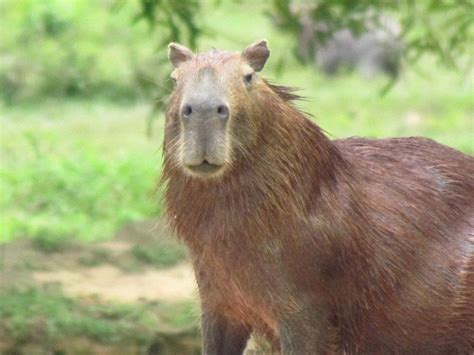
[0,0,472,352]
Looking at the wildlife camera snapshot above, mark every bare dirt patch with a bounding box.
[0,219,201,354]
[97,240,132,254]
[1,218,196,303]
[33,263,196,303]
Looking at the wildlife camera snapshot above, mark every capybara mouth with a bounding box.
[186,161,223,175]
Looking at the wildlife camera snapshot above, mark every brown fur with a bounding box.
[162,43,474,354]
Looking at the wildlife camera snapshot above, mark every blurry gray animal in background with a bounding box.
[294,7,403,78]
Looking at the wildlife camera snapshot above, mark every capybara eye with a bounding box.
[244,73,253,85]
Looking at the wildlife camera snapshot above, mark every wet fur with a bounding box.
[162,52,474,354]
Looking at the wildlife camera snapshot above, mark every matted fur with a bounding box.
[161,45,474,354]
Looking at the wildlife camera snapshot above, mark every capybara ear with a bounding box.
[168,43,194,68]
[242,40,270,72]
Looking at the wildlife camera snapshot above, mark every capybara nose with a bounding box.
[181,100,229,121]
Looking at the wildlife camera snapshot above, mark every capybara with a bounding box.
[162,40,473,354]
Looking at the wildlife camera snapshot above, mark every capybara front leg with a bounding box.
[201,311,251,355]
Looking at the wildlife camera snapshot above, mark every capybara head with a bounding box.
[165,40,271,178]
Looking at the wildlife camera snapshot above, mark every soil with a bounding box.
[1,219,196,303]
[0,218,200,355]
[33,263,196,303]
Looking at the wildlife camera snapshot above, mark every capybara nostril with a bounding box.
[181,104,192,118]
[216,105,229,119]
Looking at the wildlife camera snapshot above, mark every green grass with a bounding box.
[131,240,187,268]
[0,285,198,345]
[0,286,155,344]
[0,0,160,103]
[0,102,163,244]
[157,301,200,329]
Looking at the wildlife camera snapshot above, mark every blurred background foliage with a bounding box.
[271,0,473,68]
[1,0,472,105]
[0,0,207,110]
[0,0,164,103]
